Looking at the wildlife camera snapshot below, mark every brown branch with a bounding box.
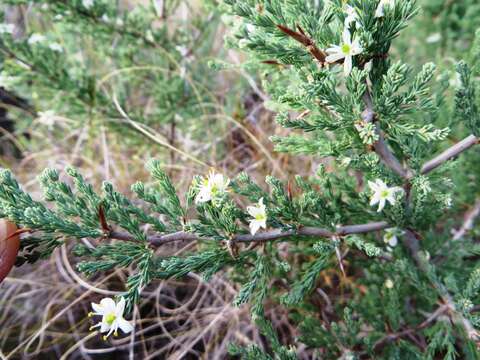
[276,24,326,63]
[453,198,480,241]
[361,91,412,179]
[371,304,449,353]
[402,230,480,341]
[421,135,479,175]
[109,221,390,247]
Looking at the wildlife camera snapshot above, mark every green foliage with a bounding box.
[2,0,480,358]
[455,61,480,136]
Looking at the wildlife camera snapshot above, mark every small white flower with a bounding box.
[383,228,401,247]
[0,24,15,35]
[385,279,394,289]
[28,33,46,45]
[246,24,256,33]
[175,45,189,57]
[195,170,230,204]
[247,198,267,235]
[344,5,358,26]
[426,33,442,44]
[368,179,403,212]
[89,297,133,340]
[82,0,94,9]
[375,0,395,18]
[48,42,63,52]
[37,110,56,128]
[326,29,363,76]
[101,14,110,23]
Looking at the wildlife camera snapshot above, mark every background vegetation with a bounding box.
[1,0,480,359]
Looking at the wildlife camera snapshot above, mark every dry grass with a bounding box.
[0,52,320,360]
[0,1,335,358]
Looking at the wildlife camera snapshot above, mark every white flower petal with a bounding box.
[326,52,345,63]
[344,56,353,76]
[117,318,134,334]
[115,297,126,316]
[389,236,398,247]
[342,28,352,44]
[100,298,116,313]
[91,302,105,315]
[100,319,111,333]
[370,193,381,206]
[249,221,262,235]
[326,45,342,53]
[368,180,379,192]
[377,198,386,212]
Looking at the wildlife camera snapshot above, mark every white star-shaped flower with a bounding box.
[385,278,394,289]
[28,33,46,45]
[344,5,358,26]
[48,42,63,52]
[195,170,230,204]
[326,29,363,76]
[375,0,395,18]
[383,228,401,247]
[89,297,133,340]
[247,198,267,235]
[82,0,95,9]
[0,24,14,35]
[368,179,403,212]
[37,110,57,127]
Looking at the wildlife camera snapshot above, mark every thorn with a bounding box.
[335,243,346,278]
[225,238,239,259]
[98,203,111,239]
[296,24,306,36]
[287,180,293,201]
[296,110,310,119]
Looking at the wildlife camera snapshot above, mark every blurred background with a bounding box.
[0,0,479,358]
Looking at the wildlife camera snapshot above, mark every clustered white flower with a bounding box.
[247,198,268,235]
[368,179,403,212]
[0,24,14,35]
[326,29,363,76]
[195,170,230,204]
[89,297,133,340]
[48,42,63,52]
[82,0,95,9]
[194,171,269,236]
[28,33,46,45]
[37,110,57,128]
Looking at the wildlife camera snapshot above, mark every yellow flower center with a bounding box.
[255,213,265,221]
[341,43,351,54]
[105,313,116,325]
[381,190,390,198]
